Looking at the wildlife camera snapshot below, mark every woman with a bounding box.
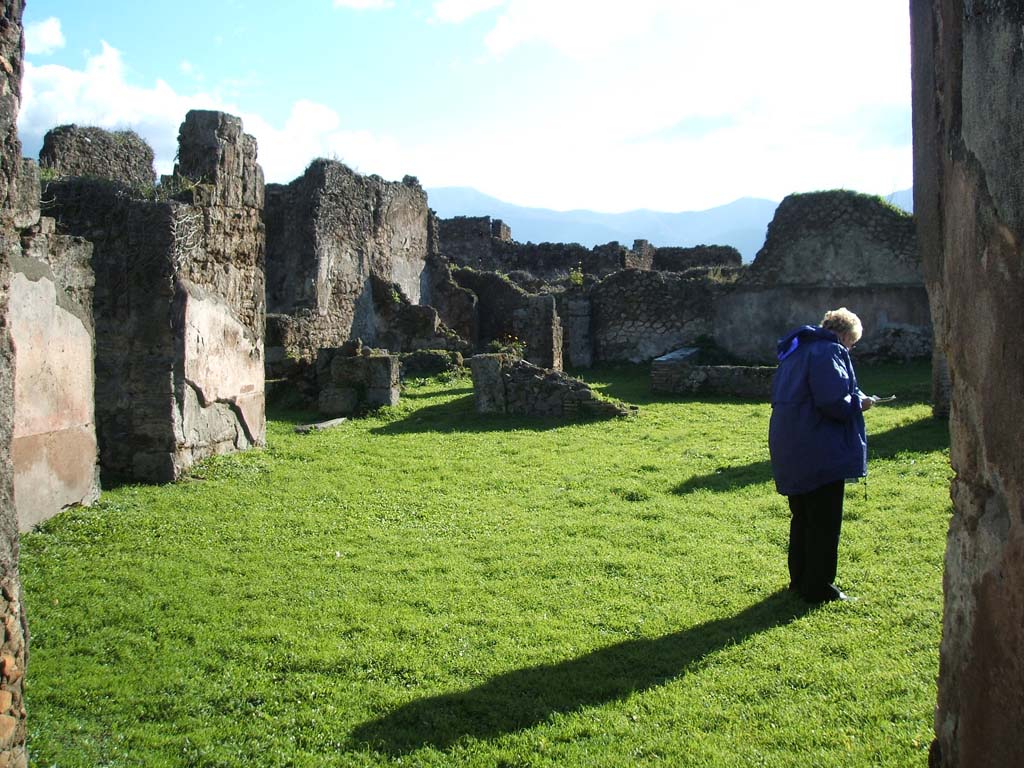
[768,308,873,603]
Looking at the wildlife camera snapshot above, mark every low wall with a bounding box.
[650,348,775,399]
[713,285,932,363]
[316,342,400,415]
[469,354,629,419]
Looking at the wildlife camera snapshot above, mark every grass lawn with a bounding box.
[20,361,950,767]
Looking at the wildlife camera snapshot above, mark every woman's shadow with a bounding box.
[348,590,811,754]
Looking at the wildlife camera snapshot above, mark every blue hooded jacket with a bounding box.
[768,325,867,496]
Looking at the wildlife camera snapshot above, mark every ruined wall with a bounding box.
[0,0,29,762]
[469,354,629,419]
[652,244,742,272]
[9,159,99,530]
[264,160,435,365]
[316,341,400,416]
[650,348,775,399]
[713,190,931,363]
[590,269,716,363]
[46,111,266,483]
[438,215,649,283]
[451,268,563,369]
[39,124,156,189]
[911,2,1024,765]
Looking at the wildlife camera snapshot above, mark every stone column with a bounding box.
[912,1,1024,765]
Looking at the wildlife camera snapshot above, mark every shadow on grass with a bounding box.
[370,394,600,435]
[349,590,809,755]
[400,386,474,400]
[672,414,950,494]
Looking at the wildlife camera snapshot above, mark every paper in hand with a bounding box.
[872,395,897,403]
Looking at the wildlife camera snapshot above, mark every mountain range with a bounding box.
[425,187,914,263]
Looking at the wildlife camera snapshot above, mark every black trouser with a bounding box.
[787,479,845,601]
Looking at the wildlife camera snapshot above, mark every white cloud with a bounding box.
[25,17,65,55]
[332,0,394,9]
[18,42,411,186]
[432,0,506,24]
[484,0,666,59]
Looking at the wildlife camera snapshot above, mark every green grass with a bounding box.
[20,362,950,767]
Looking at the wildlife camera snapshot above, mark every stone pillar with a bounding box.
[912,1,1024,765]
[513,294,563,371]
[0,0,30,763]
[563,294,593,369]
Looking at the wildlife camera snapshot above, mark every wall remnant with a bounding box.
[652,244,742,272]
[591,269,716,363]
[469,354,630,419]
[712,190,931,363]
[264,160,445,369]
[39,124,156,190]
[650,347,775,399]
[438,215,654,285]
[452,268,562,370]
[45,111,266,483]
[9,159,100,530]
[0,0,31,762]
[911,1,1024,765]
[316,340,399,416]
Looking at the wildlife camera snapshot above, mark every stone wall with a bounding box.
[451,268,562,369]
[912,2,1024,765]
[46,111,266,483]
[469,354,629,419]
[590,269,716,363]
[39,124,156,189]
[9,160,99,530]
[0,0,29,762]
[653,244,742,272]
[712,190,931,363]
[265,160,437,367]
[650,348,775,399]
[438,215,652,284]
[316,341,399,416]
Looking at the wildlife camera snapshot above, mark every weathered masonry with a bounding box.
[0,0,31,762]
[912,1,1024,765]
[265,160,463,374]
[9,158,99,530]
[45,111,267,483]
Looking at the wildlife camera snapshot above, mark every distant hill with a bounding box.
[425,187,914,263]
[425,187,779,262]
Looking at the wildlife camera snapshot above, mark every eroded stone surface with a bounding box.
[45,110,266,483]
[469,353,630,419]
[265,160,440,368]
[0,1,31,761]
[912,1,1024,764]
[39,124,156,189]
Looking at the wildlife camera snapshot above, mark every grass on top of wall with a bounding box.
[20,361,950,767]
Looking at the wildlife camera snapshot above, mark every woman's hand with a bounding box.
[860,395,874,412]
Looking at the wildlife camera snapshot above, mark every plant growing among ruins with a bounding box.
[569,261,585,287]
[487,333,527,358]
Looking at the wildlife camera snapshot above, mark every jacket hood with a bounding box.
[776,325,839,361]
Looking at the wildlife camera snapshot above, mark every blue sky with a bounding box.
[18,1,913,212]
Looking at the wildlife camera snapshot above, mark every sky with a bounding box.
[17,1,913,213]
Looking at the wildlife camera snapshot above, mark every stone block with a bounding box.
[319,386,359,416]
